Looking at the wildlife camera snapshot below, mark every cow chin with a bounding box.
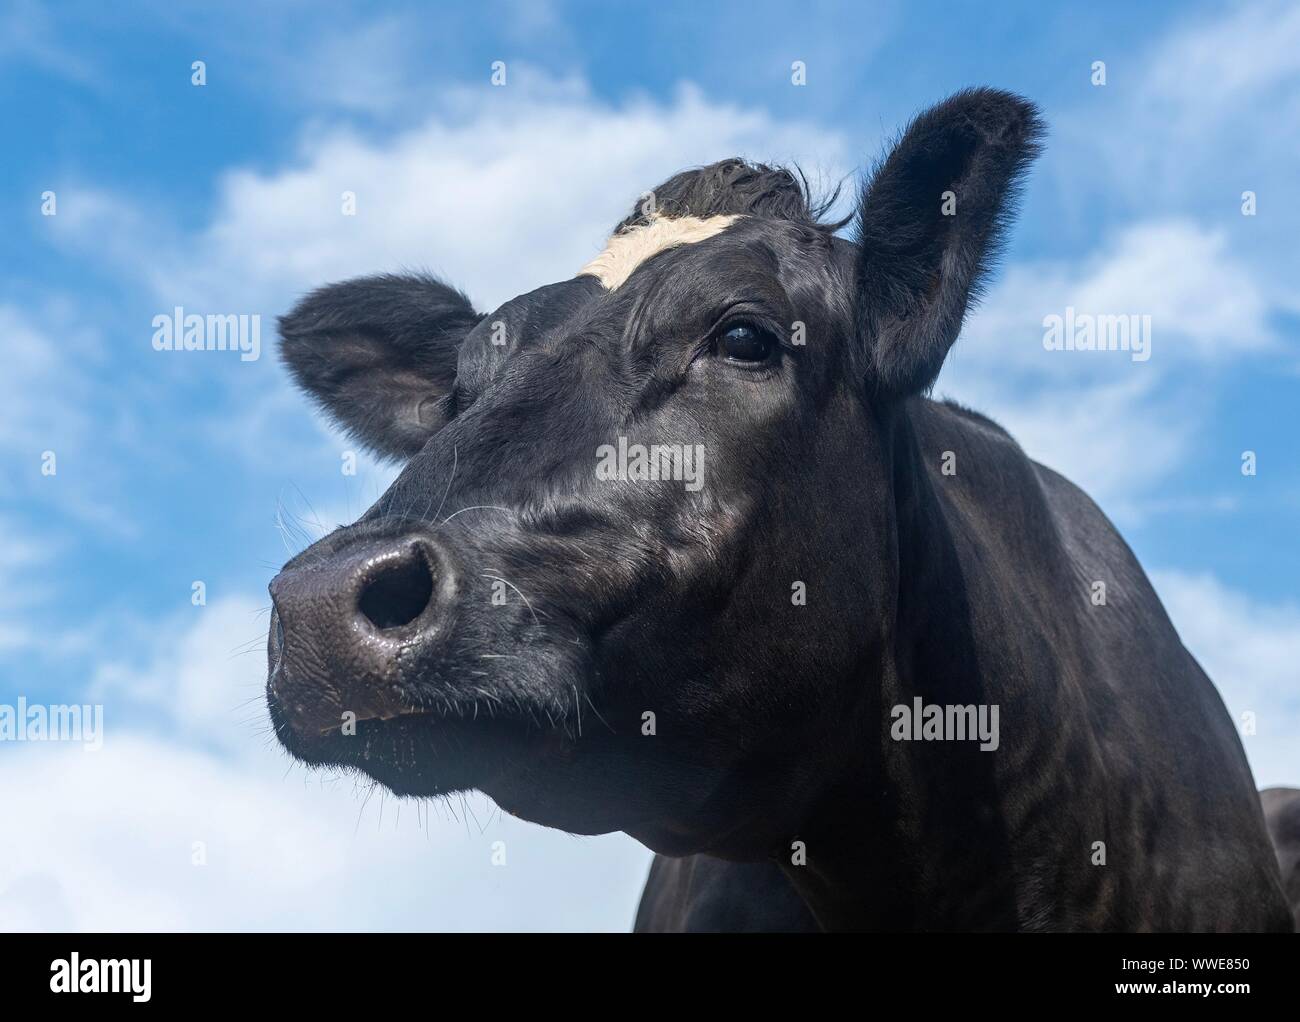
[267,694,658,835]
[263,644,647,836]
[266,673,765,847]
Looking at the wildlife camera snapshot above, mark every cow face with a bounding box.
[266,89,1042,857]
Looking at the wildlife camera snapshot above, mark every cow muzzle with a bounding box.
[267,532,458,736]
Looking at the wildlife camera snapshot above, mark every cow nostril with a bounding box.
[358,549,435,631]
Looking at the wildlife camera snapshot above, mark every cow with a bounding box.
[265,89,1293,931]
[1261,787,1300,930]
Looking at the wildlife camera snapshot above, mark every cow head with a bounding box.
[266,89,1042,858]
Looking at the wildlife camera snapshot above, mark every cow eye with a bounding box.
[719,323,774,363]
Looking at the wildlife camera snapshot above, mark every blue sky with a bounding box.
[1,0,1297,930]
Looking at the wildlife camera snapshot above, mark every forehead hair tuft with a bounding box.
[614,159,850,234]
[579,160,850,290]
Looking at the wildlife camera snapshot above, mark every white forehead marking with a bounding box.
[578,214,740,291]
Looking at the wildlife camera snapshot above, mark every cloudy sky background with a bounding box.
[1,0,1297,930]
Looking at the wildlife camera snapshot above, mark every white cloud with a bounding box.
[0,303,97,457]
[1059,0,1300,195]
[60,76,849,319]
[0,303,144,644]
[0,516,55,652]
[0,300,149,542]
[1152,569,1300,790]
[937,218,1272,515]
[1050,0,1300,316]
[89,595,272,755]
[965,220,1272,368]
[1143,0,1300,130]
[0,734,651,931]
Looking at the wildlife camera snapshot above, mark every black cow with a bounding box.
[1261,787,1300,930]
[266,89,1292,931]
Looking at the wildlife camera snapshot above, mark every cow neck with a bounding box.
[779,400,1024,931]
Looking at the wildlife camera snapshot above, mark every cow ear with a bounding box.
[278,273,482,460]
[855,89,1043,396]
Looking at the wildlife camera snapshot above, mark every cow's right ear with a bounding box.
[278,273,482,460]
[854,89,1043,397]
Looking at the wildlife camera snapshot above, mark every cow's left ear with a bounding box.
[279,273,482,460]
[855,88,1044,396]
